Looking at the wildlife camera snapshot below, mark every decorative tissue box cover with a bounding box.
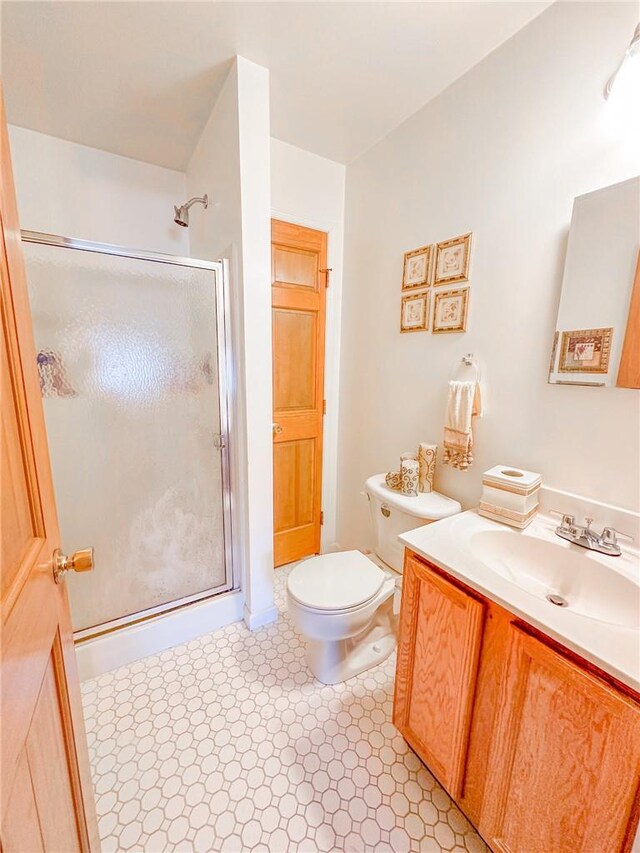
[479,465,542,528]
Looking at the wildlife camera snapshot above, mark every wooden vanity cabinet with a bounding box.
[482,625,640,853]
[393,552,486,798]
[394,549,640,853]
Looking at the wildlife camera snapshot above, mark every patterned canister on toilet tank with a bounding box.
[401,459,419,496]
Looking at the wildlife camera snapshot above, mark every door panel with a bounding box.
[273,309,317,410]
[394,555,485,799]
[1,325,35,592]
[273,245,318,288]
[3,751,44,853]
[482,626,640,853]
[274,439,316,531]
[271,220,327,567]
[24,651,83,850]
[1,90,98,850]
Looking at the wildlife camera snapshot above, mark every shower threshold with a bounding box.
[73,579,236,644]
[73,585,244,680]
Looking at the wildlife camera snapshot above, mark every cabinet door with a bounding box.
[394,554,486,798]
[482,626,640,853]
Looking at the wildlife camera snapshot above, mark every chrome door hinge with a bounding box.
[320,268,332,288]
[320,511,324,525]
[213,434,226,450]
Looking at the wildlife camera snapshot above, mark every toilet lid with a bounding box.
[287,551,386,611]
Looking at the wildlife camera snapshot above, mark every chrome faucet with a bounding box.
[551,512,633,557]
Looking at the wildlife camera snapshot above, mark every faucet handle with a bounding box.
[549,510,575,529]
[600,527,634,546]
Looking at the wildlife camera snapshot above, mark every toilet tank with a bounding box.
[365,473,462,572]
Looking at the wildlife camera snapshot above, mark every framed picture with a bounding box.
[559,328,613,373]
[402,245,433,291]
[548,330,559,378]
[432,288,469,334]
[400,291,429,333]
[434,233,472,285]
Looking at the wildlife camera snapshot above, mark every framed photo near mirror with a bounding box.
[548,176,640,388]
[558,328,613,374]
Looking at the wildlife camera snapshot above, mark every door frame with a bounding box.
[270,209,343,555]
[21,229,238,637]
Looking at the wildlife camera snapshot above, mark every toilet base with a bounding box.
[305,597,396,685]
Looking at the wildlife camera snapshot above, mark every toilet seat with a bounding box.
[287,551,386,612]
[287,551,397,684]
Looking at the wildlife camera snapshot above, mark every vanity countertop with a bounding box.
[400,510,640,692]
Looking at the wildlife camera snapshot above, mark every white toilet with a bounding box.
[287,473,461,684]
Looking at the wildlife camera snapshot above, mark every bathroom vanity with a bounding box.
[394,511,640,853]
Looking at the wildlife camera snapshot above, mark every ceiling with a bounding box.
[1,1,552,170]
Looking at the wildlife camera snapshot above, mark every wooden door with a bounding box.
[1,92,98,851]
[617,250,640,389]
[393,554,486,798]
[482,625,640,853]
[271,220,327,567]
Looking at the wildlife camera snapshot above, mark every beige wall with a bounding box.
[8,125,189,255]
[187,58,276,629]
[337,1,640,552]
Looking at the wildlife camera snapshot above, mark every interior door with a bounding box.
[271,220,327,567]
[1,92,98,850]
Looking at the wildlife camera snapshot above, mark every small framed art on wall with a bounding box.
[401,291,430,333]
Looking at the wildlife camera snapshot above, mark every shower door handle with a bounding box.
[53,547,94,584]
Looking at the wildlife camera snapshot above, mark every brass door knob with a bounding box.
[53,547,94,584]
[272,423,283,435]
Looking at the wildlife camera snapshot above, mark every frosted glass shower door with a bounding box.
[23,235,232,634]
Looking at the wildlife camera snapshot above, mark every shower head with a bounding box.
[173,194,208,227]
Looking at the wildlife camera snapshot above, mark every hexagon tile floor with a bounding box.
[81,565,488,853]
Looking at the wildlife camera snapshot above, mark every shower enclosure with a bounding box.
[22,231,234,639]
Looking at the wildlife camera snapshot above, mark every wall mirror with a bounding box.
[549,176,640,388]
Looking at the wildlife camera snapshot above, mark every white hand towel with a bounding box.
[443,381,482,471]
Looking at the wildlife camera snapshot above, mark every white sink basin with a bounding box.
[400,509,640,689]
[470,529,640,629]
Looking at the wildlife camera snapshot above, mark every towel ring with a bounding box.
[450,353,481,383]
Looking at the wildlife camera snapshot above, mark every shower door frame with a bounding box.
[21,230,237,641]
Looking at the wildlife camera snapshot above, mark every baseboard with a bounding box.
[75,589,245,681]
[243,603,278,631]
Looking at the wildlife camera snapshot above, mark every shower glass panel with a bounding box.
[23,234,232,635]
